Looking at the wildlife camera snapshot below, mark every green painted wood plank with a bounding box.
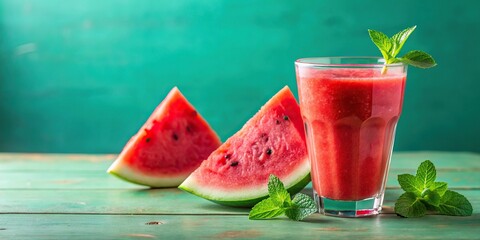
[1,188,479,215]
[1,169,479,190]
[1,152,479,172]
[0,172,140,189]
[390,151,480,169]
[0,152,478,238]
[0,153,116,172]
[1,152,479,190]
[1,213,479,240]
[0,188,248,215]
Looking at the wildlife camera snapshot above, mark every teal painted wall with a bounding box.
[0,0,479,153]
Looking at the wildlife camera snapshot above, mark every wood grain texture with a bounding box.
[0,188,479,216]
[1,152,479,189]
[0,152,479,239]
[1,151,478,171]
[1,169,479,190]
[1,214,479,240]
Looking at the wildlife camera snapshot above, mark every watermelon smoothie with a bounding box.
[295,57,407,217]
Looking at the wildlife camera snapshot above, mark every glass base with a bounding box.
[314,191,384,218]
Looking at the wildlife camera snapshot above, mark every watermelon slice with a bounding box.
[107,87,221,187]
[179,86,310,207]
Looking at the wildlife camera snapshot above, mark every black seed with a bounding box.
[172,133,179,141]
[225,154,231,159]
[283,115,289,121]
[146,138,151,143]
[276,120,280,124]
[230,161,239,167]
[266,148,272,155]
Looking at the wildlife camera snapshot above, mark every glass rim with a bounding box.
[295,56,405,68]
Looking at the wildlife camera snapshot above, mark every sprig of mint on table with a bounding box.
[368,25,437,74]
[395,160,473,218]
[249,175,317,221]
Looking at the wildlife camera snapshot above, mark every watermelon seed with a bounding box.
[276,120,281,124]
[172,133,179,141]
[283,115,289,121]
[145,138,151,143]
[266,148,272,155]
[230,161,239,167]
[186,126,192,133]
[225,154,231,159]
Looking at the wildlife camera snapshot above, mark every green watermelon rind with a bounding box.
[178,159,311,207]
[108,169,153,187]
[180,173,311,207]
[108,160,190,188]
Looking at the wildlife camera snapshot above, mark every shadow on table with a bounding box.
[197,203,250,214]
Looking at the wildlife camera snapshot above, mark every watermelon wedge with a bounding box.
[179,86,310,207]
[107,87,221,187]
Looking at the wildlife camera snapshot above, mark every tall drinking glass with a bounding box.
[295,57,407,217]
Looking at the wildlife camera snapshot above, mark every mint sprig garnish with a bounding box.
[395,160,473,217]
[249,174,317,221]
[368,25,437,74]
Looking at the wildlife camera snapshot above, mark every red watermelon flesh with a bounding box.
[107,87,221,187]
[179,86,310,207]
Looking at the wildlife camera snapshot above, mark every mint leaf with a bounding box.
[416,160,436,189]
[438,190,473,216]
[249,174,316,221]
[368,29,393,61]
[400,50,437,68]
[395,160,474,218]
[391,25,417,57]
[267,174,291,206]
[421,189,441,207]
[368,26,437,71]
[431,182,448,197]
[395,192,427,218]
[249,198,286,220]
[285,193,317,221]
[398,174,422,194]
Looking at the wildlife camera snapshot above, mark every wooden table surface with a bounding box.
[1,151,479,239]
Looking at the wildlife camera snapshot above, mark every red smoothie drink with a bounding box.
[295,57,407,217]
